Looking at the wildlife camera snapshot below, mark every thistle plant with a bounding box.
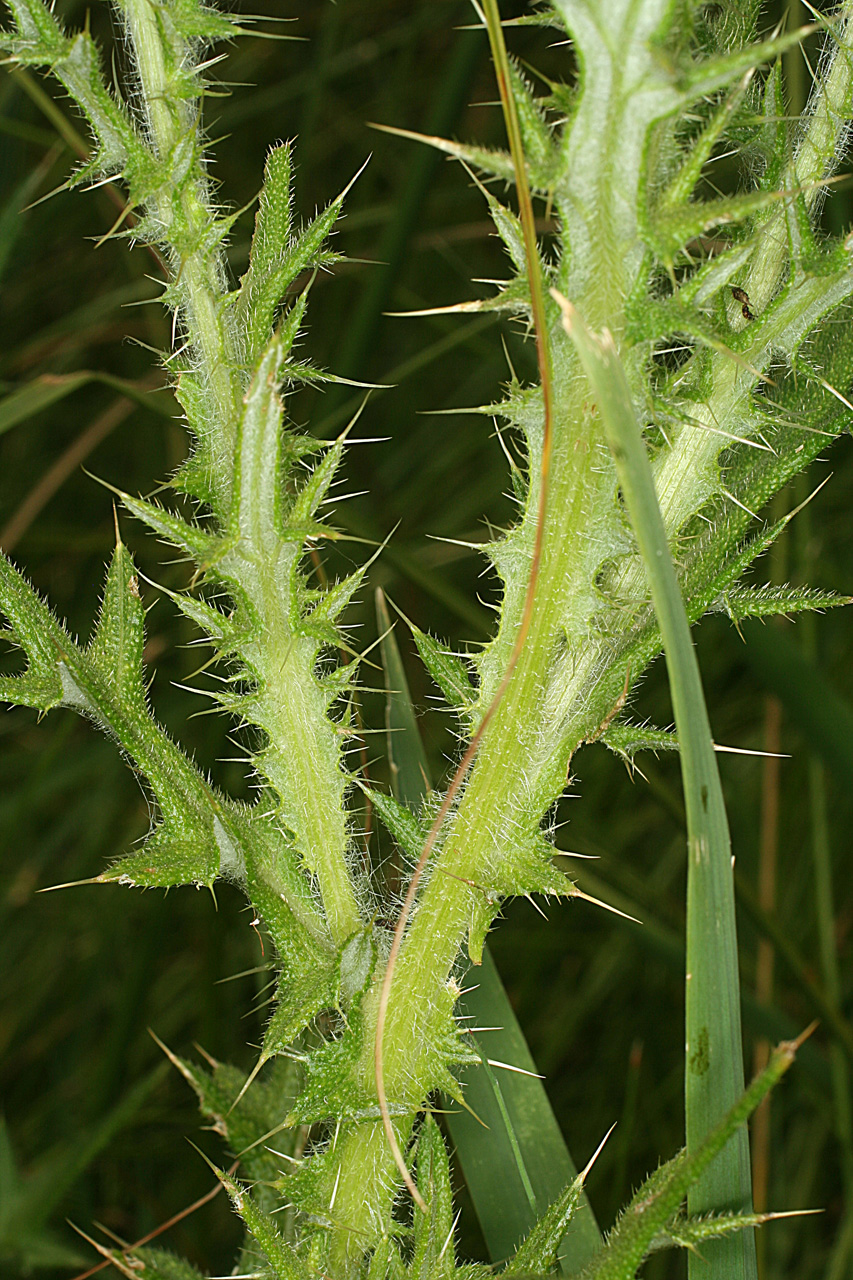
[1,0,852,1278]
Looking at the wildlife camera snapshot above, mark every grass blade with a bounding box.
[554,293,756,1280]
[376,588,431,809]
[449,948,600,1271]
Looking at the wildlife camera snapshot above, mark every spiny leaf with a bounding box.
[411,1115,456,1280]
[371,124,515,185]
[654,67,755,219]
[155,1039,303,1191]
[649,1209,805,1254]
[238,182,352,366]
[164,587,240,649]
[261,965,337,1060]
[711,582,851,622]
[249,142,294,279]
[87,1246,206,1280]
[505,57,560,188]
[2,2,145,172]
[120,491,224,563]
[366,786,428,862]
[0,553,66,711]
[579,1035,802,1280]
[504,1168,586,1276]
[98,826,219,889]
[670,25,812,98]
[286,437,345,529]
[600,720,678,759]
[216,1165,313,1280]
[648,185,801,269]
[468,832,574,964]
[86,541,147,713]
[367,1235,408,1280]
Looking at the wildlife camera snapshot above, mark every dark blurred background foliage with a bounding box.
[0,0,851,1275]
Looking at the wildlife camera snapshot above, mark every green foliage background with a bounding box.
[0,0,851,1275]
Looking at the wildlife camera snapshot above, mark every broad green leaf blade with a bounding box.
[555,293,755,1280]
[377,593,600,1271]
[448,947,600,1272]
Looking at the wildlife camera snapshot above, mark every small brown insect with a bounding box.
[730,285,755,322]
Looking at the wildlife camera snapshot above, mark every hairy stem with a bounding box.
[119,0,244,461]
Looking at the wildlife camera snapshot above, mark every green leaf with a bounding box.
[261,963,337,1060]
[408,620,476,715]
[600,721,678,759]
[156,1041,303,1193]
[671,25,811,98]
[367,1235,408,1280]
[238,178,353,366]
[365,786,428,862]
[120,491,224,564]
[92,1246,206,1280]
[505,58,560,188]
[217,1164,313,1280]
[373,124,516,186]
[411,1115,456,1280]
[248,142,293,279]
[87,540,147,712]
[580,1036,800,1280]
[0,545,313,898]
[650,1210,792,1255]
[712,582,850,622]
[504,1167,586,1276]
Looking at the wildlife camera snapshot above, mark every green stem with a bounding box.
[119,0,243,456]
[381,357,596,1070]
[553,296,755,1280]
[253,587,360,944]
[746,1,853,313]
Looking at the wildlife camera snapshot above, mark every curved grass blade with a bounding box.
[375,591,601,1271]
[554,292,756,1280]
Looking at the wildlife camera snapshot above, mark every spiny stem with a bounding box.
[120,0,243,448]
[373,0,555,1207]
